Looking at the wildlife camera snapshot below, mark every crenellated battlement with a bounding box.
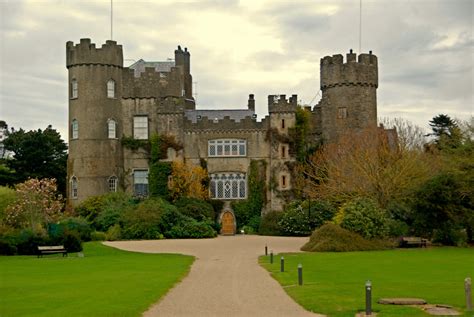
[66,38,123,68]
[268,94,298,113]
[320,50,378,90]
[184,115,268,132]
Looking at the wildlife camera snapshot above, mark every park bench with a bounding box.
[399,237,428,248]
[37,245,68,258]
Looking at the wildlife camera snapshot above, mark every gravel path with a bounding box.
[105,235,325,317]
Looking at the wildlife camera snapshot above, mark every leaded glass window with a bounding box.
[208,139,246,157]
[209,172,246,199]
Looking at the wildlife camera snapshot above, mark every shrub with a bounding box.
[75,195,106,225]
[95,192,135,231]
[167,219,217,239]
[90,231,107,241]
[301,223,394,252]
[15,228,50,255]
[57,217,91,241]
[432,223,467,246]
[304,199,336,229]
[62,230,82,252]
[0,224,18,255]
[105,224,122,241]
[120,198,168,239]
[279,201,311,236]
[0,186,16,221]
[335,198,389,239]
[174,197,215,221]
[258,211,283,236]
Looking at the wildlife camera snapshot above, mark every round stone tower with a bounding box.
[316,50,378,143]
[66,39,124,205]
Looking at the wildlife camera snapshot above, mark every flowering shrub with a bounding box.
[278,201,311,236]
[4,178,63,230]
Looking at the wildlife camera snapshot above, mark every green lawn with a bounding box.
[260,247,474,317]
[0,242,194,317]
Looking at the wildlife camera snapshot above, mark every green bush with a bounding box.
[258,211,283,236]
[304,199,336,229]
[175,197,215,221]
[121,198,180,239]
[301,223,394,252]
[62,230,82,252]
[105,224,122,241]
[0,224,18,255]
[335,198,389,239]
[95,192,136,231]
[279,201,311,236]
[57,217,91,241]
[0,186,16,221]
[432,223,467,246]
[167,219,217,239]
[90,231,106,241]
[75,195,106,225]
[15,228,50,255]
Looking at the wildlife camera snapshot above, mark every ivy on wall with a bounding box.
[232,159,267,230]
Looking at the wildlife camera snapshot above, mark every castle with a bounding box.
[66,39,378,233]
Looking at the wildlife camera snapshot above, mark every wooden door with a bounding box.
[221,211,235,235]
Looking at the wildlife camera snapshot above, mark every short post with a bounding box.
[280,256,285,272]
[298,264,303,286]
[466,277,472,311]
[265,245,268,256]
[365,280,372,316]
[270,251,273,264]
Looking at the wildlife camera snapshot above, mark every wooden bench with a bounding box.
[399,237,428,248]
[37,246,68,258]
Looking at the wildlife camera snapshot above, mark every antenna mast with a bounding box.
[359,0,362,52]
[110,0,113,40]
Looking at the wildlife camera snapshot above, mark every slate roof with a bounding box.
[128,59,175,77]
[185,109,255,123]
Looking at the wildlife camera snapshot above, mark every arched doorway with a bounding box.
[220,210,235,235]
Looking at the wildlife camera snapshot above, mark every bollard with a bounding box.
[466,277,472,311]
[270,251,273,264]
[265,245,268,256]
[298,264,303,286]
[365,280,372,316]
[280,256,285,272]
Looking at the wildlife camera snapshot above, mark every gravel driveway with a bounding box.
[105,235,325,317]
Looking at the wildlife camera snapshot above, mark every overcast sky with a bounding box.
[1,0,472,141]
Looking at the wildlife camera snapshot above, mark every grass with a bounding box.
[260,247,474,317]
[0,242,194,317]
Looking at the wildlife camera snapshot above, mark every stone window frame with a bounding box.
[337,107,348,119]
[133,115,149,140]
[107,79,116,99]
[71,119,79,139]
[108,176,118,192]
[281,175,287,188]
[208,139,246,157]
[71,79,78,99]
[209,172,246,200]
[133,169,149,197]
[107,119,117,139]
[281,145,287,159]
[281,119,285,129]
[70,176,78,199]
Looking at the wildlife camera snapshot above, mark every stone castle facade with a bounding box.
[66,39,379,225]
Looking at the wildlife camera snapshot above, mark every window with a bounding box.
[281,175,287,188]
[338,107,348,119]
[108,176,118,192]
[108,119,117,139]
[208,139,246,157]
[70,176,78,199]
[209,173,246,200]
[107,79,115,98]
[133,116,148,139]
[133,170,148,197]
[281,145,286,159]
[71,79,78,99]
[281,119,285,129]
[72,119,78,139]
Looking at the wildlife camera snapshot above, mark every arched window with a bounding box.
[70,176,78,199]
[108,176,118,192]
[107,79,115,98]
[72,119,78,139]
[71,79,78,99]
[108,119,117,139]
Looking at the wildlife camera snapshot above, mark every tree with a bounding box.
[3,126,67,194]
[303,127,437,208]
[4,178,64,230]
[427,114,462,150]
[169,161,208,201]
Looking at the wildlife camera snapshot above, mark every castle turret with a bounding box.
[174,46,193,100]
[66,39,124,204]
[315,49,378,143]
